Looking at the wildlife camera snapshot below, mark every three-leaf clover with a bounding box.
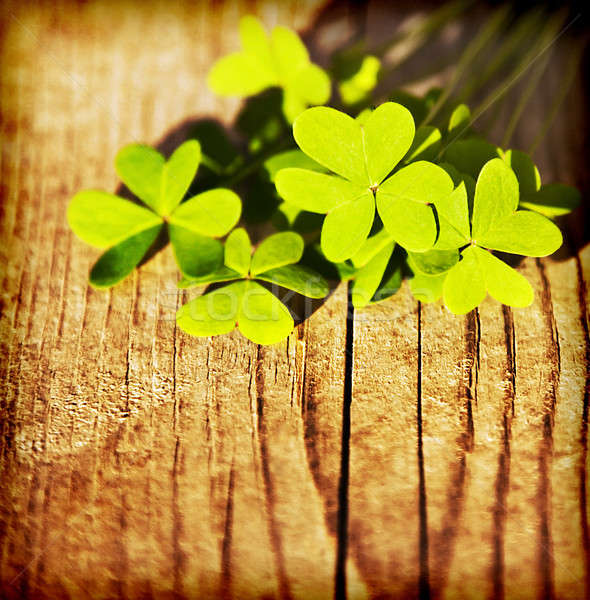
[439,158,563,314]
[208,16,331,123]
[177,229,329,344]
[275,102,455,261]
[68,141,241,287]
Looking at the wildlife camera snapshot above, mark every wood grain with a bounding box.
[0,2,588,599]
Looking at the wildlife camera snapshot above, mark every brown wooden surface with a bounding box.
[0,2,588,599]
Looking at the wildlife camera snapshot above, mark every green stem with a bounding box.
[457,8,543,105]
[421,5,511,127]
[373,0,473,60]
[470,10,570,125]
[223,138,291,188]
[440,10,576,155]
[528,39,585,155]
[500,40,554,148]
[200,153,225,175]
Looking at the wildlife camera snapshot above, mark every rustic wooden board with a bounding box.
[0,2,588,599]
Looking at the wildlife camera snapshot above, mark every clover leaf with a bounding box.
[208,16,331,123]
[407,254,447,304]
[177,229,329,344]
[350,234,398,308]
[448,103,472,135]
[337,55,381,106]
[275,102,454,261]
[442,138,499,178]
[68,140,241,287]
[520,183,581,218]
[441,158,563,314]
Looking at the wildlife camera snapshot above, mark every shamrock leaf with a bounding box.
[442,138,499,178]
[442,158,562,314]
[68,140,241,287]
[520,183,581,218]
[448,103,471,135]
[177,229,329,344]
[337,55,381,106]
[499,148,541,196]
[403,126,442,163]
[276,102,454,260]
[350,240,396,308]
[207,16,331,123]
[407,254,447,304]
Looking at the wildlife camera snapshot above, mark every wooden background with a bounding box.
[0,1,588,598]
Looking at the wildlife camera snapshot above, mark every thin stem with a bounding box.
[470,10,571,122]
[223,138,291,188]
[439,10,579,157]
[457,9,543,105]
[501,40,554,148]
[528,39,585,155]
[200,153,225,175]
[373,0,473,60]
[421,5,511,126]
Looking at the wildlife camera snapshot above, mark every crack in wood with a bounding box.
[335,283,354,600]
[417,302,431,600]
[255,348,293,600]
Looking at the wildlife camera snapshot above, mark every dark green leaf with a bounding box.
[443,138,499,178]
[177,267,241,289]
[169,224,224,278]
[407,248,459,275]
[501,148,540,196]
[256,264,329,298]
[404,126,441,163]
[89,225,162,289]
[520,183,581,217]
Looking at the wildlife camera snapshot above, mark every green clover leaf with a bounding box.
[275,102,454,260]
[337,55,381,106]
[207,16,331,123]
[177,229,329,344]
[442,137,499,179]
[448,103,472,135]
[407,253,447,304]
[520,183,581,218]
[442,158,563,314]
[68,140,242,287]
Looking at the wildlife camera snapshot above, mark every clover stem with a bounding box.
[456,9,543,106]
[421,5,511,127]
[468,10,569,133]
[200,153,225,175]
[500,42,554,148]
[528,38,584,156]
[224,137,291,188]
[373,0,474,62]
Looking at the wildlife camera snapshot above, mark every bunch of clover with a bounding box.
[68,16,580,346]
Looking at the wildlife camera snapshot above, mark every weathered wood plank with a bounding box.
[0,2,588,599]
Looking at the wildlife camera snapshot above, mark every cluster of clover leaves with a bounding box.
[68,16,581,345]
